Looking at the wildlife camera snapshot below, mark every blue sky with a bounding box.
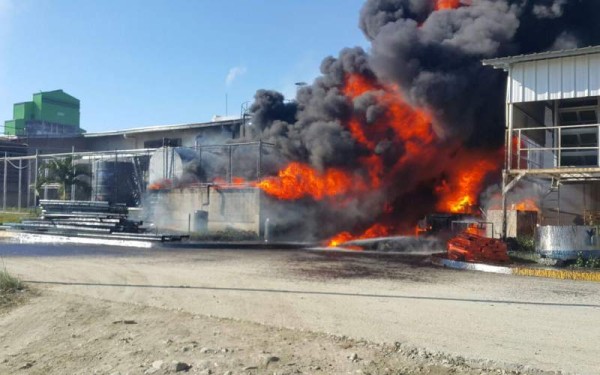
[0,0,368,133]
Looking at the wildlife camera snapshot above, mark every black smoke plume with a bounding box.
[248,0,600,240]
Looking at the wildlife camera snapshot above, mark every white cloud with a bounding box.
[225,66,247,87]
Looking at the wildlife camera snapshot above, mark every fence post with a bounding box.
[71,146,75,201]
[17,159,22,211]
[34,150,39,207]
[257,140,262,180]
[26,159,31,208]
[2,152,7,211]
[228,145,233,184]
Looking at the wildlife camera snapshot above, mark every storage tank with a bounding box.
[92,161,137,206]
[536,225,600,260]
[148,147,199,186]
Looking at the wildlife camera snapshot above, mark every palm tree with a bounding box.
[37,157,91,200]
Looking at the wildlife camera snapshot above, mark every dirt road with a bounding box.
[1,244,599,374]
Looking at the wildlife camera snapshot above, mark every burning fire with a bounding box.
[435,0,462,10]
[256,73,436,203]
[256,69,502,242]
[148,179,172,190]
[512,198,540,212]
[255,12,503,243]
[256,162,367,200]
[327,223,389,248]
[435,152,502,214]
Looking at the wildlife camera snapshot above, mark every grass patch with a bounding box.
[190,228,260,242]
[0,268,26,308]
[0,209,38,224]
[0,269,24,292]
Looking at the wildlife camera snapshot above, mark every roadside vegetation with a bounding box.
[0,209,38,224]
[574,253,600,269]
[0,267,26,308]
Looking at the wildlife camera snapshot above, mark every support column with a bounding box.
[501,171,508,239]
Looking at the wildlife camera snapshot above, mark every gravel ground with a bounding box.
[1,244,599,374]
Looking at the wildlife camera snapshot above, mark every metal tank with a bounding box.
[536,225,600,260]
[92,161,137,206]
[148,147,199,185]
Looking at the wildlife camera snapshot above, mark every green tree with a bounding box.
[37,157,91,200]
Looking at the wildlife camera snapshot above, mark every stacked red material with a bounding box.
[447,232,509,263]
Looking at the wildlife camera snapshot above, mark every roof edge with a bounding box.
[482,45,600,70]
[83,119,243,138]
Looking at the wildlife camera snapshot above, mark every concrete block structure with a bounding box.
[149,186,263,235]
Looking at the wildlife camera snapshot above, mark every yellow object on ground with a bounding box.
[513,267,600,282]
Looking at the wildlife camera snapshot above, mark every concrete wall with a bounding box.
[149,186,262,235]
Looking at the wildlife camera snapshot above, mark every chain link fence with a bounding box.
[1,141,281,211]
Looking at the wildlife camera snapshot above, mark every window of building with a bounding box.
[143,138,182,148]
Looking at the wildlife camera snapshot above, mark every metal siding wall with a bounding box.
[590,55,600,97]
[523,63,536,102]
[575,55,589,97]
[562,57,575,99]
[535,60,549,101]
[549,59,563,101]
[510,53,600,103]
[512,64,524,103]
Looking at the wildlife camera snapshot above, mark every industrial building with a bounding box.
[4,90,82,137]
[0,92,259,235]
[484,45,600,258]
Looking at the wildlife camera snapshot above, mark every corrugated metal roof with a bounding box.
[83,118,242,138]
[482,45,600,70]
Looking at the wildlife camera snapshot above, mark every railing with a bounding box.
[511,124,600,170]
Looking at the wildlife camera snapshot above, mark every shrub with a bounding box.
[0,269,24,293]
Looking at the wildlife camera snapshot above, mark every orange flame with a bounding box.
[435,150,502,214]
[148,179,172,190]
[327,223,389,248]
[257,69,502,240]
[512,198,540,212]
[256,162,366,200]
[435,0,461,10]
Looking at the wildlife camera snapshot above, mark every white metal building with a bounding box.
[484,46,600,236]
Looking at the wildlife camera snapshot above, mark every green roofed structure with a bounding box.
[4,90,82,137]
